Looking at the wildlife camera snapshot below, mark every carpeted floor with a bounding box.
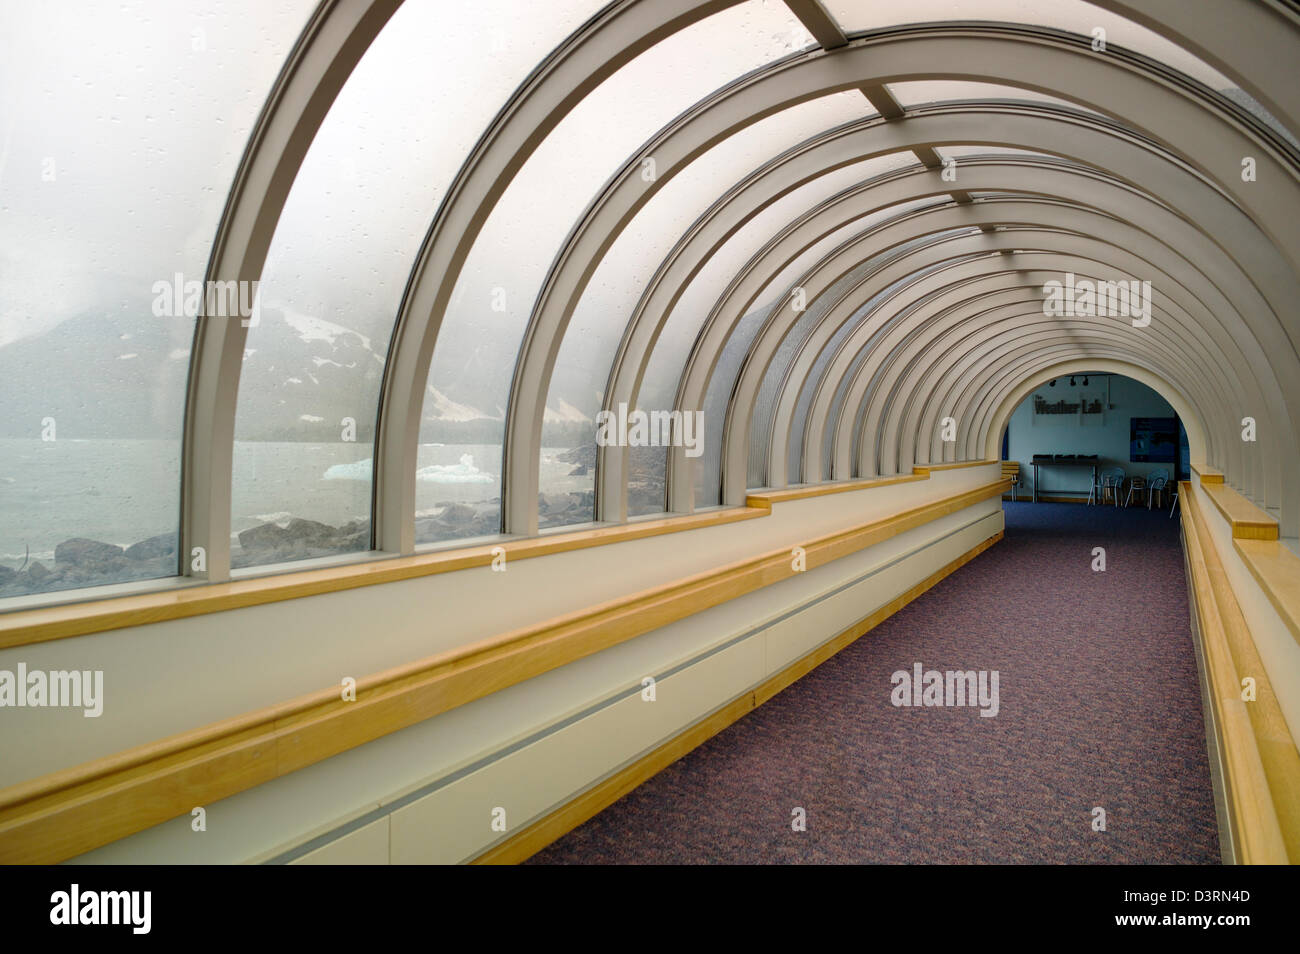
[527,501,1221,864]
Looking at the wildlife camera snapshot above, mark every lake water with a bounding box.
[0,439,590,566]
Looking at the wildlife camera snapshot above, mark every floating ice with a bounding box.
[323,459,372,481]
[417,453,494,485]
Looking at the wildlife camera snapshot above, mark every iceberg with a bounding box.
[417,453,494,485]
[323,458,373,481]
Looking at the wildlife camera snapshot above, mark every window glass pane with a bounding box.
[747,260,879,488]
[792,243,983,482]
[695,196,944,505]
[230,0,606,568]
[539,92,868,526]
[632,153,918,514]
[0,0,314,598]
[415,0,816,541]
[1220,88,1300,151]
[829,1,1296,143]
[789,310,858,483]
[829,313,895,479]
[842,251,984,475]
[822,0,1232,89]
[637,154,910,435]
[818,240,986,478]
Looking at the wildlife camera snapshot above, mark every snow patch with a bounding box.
[425,386,491,422]
[543,396,592,424]
[282,308,373,352]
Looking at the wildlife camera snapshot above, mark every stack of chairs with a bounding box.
[1097,467,1125,506]
[1001,460,1021,501]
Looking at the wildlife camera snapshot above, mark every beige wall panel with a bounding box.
[289,816,390,866]
[388,636,765,864]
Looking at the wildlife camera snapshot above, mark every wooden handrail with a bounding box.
[1199,481,1279,541]
[0,507,767,651]
[1235,538,1300,648]
[1180,482,1298,863]
[744,472,927,506]
[912,459,998,475]
[0,477,1009,864]
[1,461,997,651]
[1192,463,1224,484]
[1193,475,1298,647]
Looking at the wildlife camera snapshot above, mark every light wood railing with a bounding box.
[1180,481,1299,863]
[0,474,1006,864]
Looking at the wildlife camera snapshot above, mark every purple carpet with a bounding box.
[527,502,1220,864]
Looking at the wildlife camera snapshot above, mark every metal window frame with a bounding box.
[141,0,1300,603]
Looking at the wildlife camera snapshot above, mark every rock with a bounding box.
[337,519,370,537]
[238,521,293,551]
[334,530,370,551]
[284,518,340,547]
[414,507,499,543]
[414,517,443,544]
[238,517,338,552]
[628,484,664,513]
[26,561,50,584]
[438,503,477,526]
[0,565,15,584]
[557,442,597,469]
[568,463,588,476]
[471,510,500,535]
[125,533,177,561]
[55,538,125,567]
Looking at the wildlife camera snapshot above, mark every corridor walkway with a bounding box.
[529,502,1220,864]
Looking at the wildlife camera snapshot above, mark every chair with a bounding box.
[1145,469,1170,509]
[1169,485,1180,518]
[1099,467,1125,506]
[1124,472,1147,508]
[1001,460,1021,502]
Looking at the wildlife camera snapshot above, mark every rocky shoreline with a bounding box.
[0,534,179,599]
[1,444,672,599]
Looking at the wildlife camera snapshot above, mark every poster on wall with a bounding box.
[1130,416,1177,462]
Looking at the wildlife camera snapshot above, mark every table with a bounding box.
[1030,456,1100,503]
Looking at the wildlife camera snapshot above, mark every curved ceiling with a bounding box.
[3,0,1298,601]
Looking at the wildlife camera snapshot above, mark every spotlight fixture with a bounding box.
[1049,379,1056,387]
[1082,376,1089,385]
[1069,376,1076,386]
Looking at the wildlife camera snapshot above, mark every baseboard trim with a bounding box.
[470,528,1004,865]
